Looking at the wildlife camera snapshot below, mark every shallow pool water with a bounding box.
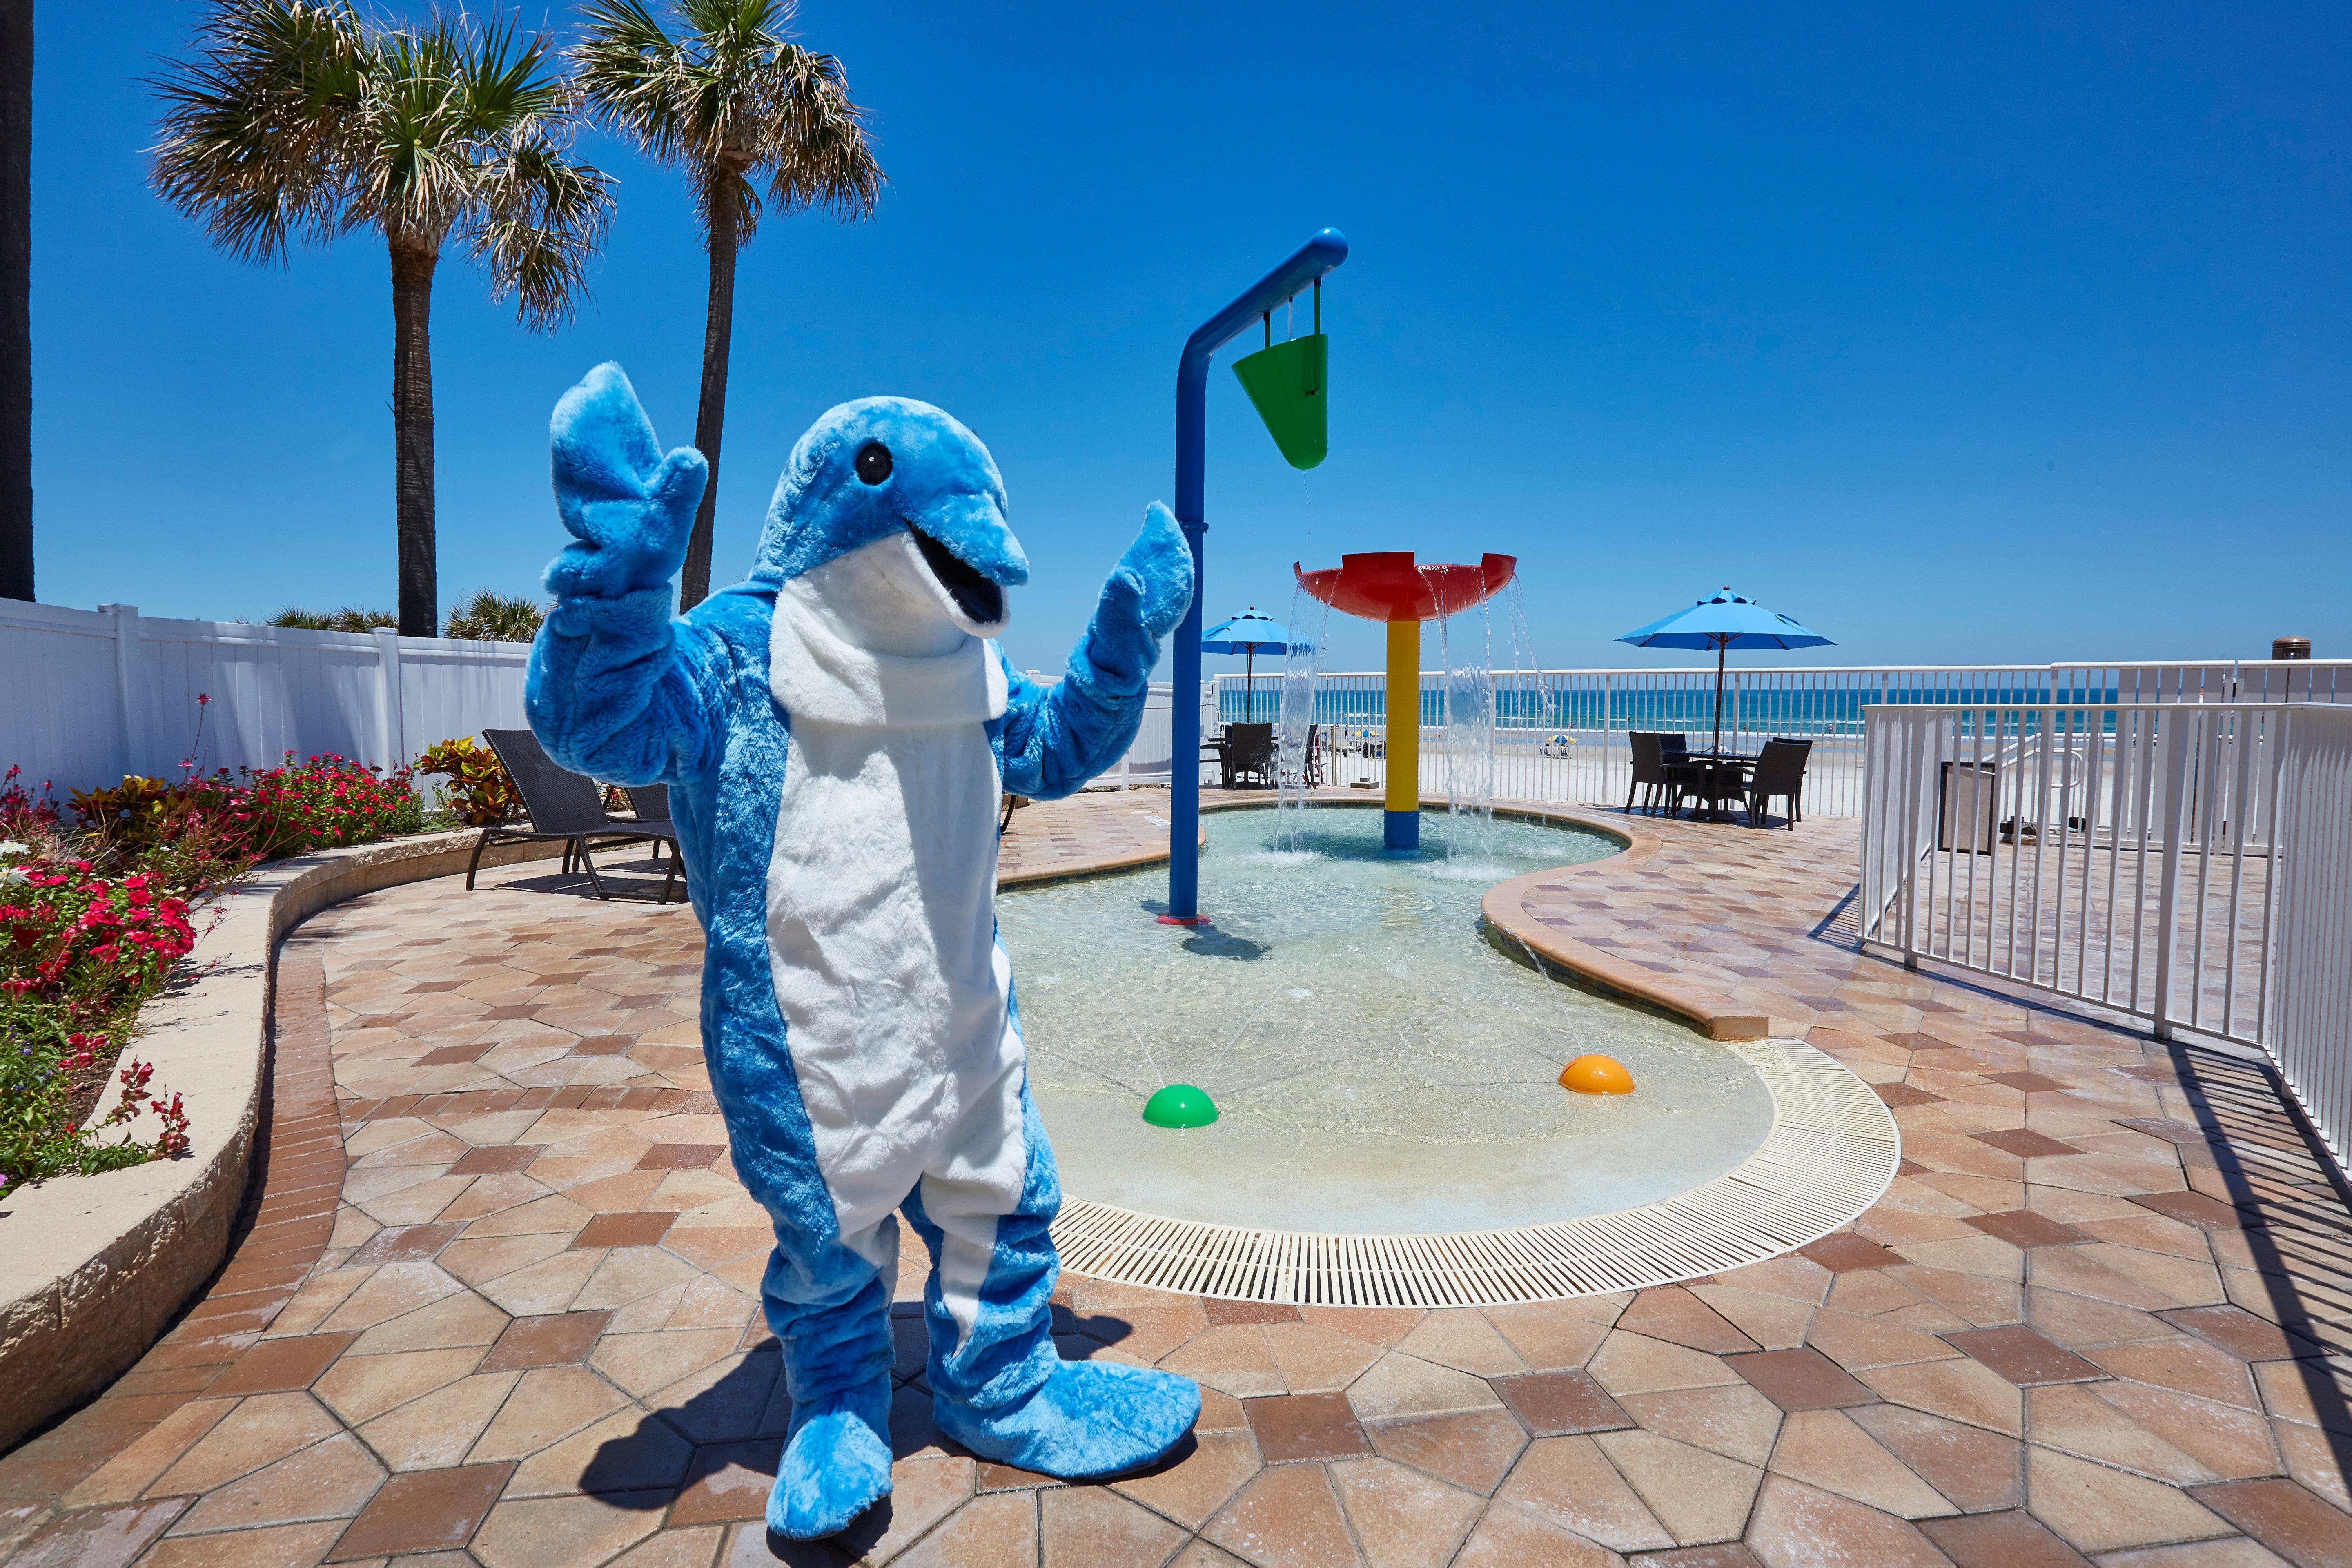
[1000,804,1775,1233]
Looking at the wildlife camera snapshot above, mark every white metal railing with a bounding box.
[2265,706,2352,1169]
[1207,660,2352,817]
[1859,701,2352,1167]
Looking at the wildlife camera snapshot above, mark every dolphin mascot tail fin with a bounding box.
[526,365,1200,1540]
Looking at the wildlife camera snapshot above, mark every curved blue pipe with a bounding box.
[1167,229,1349,922]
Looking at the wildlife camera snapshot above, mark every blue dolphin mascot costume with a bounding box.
[525,364,1201,1539]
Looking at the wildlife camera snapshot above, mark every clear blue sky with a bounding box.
[24,1,2350,673]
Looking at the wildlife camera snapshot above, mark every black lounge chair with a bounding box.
[622,785,676,866]
[1743,737,1814,829]
[470,729,684,902]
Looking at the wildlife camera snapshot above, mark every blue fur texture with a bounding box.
[526,364,1200,1538]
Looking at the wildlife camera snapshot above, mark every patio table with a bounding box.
[1678,749,1756,821]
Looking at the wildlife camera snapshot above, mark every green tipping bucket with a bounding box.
[1232,333,1327,470]
[1142,1083,1219,1129]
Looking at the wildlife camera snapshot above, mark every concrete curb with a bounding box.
[1480,811,1776,1042]
[0,829,563,1449]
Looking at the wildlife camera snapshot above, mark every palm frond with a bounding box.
[443,589,546,640]
[147,1,371,263]
[153,2,612,323]
[471,129,616,330]
[570,0,881,247]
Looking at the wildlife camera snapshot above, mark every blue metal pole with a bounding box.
[1163,228,1348,925]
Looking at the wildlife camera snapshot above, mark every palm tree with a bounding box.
[151,3,615,637]
[0,0,32,602]
[572,0,881,609]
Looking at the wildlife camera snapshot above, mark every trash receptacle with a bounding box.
[1940,760,1996,855]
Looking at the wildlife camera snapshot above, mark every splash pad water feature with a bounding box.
[1047,231,1896,1300]
[1011,805,1766,1232]
[1007,804,1900,1303]
[1144,551,1531,1128]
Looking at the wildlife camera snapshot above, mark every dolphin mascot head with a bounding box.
[750,398,1029,648]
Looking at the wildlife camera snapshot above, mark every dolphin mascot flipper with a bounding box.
[526,364,1201,1539]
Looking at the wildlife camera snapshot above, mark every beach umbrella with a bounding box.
[1201,608,1310,722]
[1616,587,1834,752]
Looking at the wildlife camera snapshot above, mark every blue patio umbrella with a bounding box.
[1617,587,1834,751]
[1201,608,1310,723]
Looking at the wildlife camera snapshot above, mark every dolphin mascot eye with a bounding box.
[854,441,892,484]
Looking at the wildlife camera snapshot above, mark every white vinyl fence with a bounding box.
[1859,700,2352,1167]
[1,599,530,798]
[1211,660,2352,818]
[1,601,1176,803]
[1114,683,1174,786]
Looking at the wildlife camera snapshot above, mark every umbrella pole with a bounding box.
[1713,639,1727,754]
[1246,649,1256,722]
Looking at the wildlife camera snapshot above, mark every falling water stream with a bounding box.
[1427,570,1499,872]
[1270,581,1330,858]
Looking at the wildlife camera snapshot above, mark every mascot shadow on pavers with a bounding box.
[529,363,1204,1542]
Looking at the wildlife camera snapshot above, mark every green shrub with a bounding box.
[443,590,546,642]
[414,737,519,826]
[270,606,398,631]
[71,754,422,864]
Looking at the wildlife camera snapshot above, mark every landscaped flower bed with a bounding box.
[0,739,444,1196]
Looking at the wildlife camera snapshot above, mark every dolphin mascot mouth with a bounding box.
[525,367,1202,1542]
[907,520,1004,627]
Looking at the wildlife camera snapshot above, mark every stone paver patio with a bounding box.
[7,791,2352,1567]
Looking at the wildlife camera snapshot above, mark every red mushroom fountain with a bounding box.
[1294,551,1516,853]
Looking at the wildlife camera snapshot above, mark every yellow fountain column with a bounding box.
[1384,617,1420,853]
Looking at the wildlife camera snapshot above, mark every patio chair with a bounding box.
[1276,722,1323,790]
[1216,722,1277,789]
[1626,731,1697,816]
[472,729,683,903]
[622,785,675,866]
[1660,733,1690,758]
[1742,737,1814,829]
[1000,792,1031,835]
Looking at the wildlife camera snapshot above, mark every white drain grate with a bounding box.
[1050,1042,1899,1306]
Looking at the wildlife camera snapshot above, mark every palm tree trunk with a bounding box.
[390,243,438,638]
[0,0,32,602]
[680,183,739,611]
